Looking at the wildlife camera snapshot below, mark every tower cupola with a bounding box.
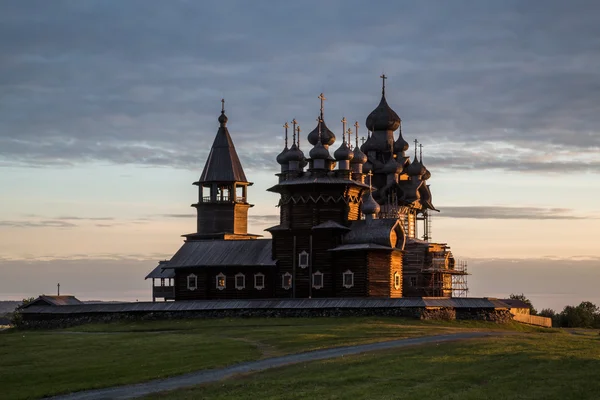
[189,99,259,241]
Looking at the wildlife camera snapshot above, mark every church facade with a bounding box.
[146,77,467,301]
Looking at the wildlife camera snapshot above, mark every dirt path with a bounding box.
[49,331,512,400]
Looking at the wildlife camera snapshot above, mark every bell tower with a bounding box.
[185,100,260,241]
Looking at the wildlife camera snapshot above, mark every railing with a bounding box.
[153,286,175,299]
[200,196,246,203]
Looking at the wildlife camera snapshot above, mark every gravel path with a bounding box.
[49,331,509,400]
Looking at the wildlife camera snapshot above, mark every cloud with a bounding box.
[437,206,588,220]
[249,215,279,225]
[0,220,77,228]
[0,1,599,172]
[0,215,140,229]
[159,213,195,219]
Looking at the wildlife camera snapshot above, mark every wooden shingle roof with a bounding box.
[198,117,248,184]
[166,239,275,268]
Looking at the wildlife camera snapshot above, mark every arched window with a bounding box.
[342,270,354,289]
[394,272,401,290]
[282,272,292,290]
[312,271,323,290]
[187,274,197,291]
[235,273,245,290]
[216,272,226,290]
[254,273,265,290]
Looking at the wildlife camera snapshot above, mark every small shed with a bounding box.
[23,295,83,308]
[145,260,176,302]
[499,298,531,315]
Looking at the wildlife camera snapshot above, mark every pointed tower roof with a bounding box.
[198,100,249,183]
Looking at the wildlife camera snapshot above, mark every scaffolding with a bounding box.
[417,210,432,242]
[452,260,469,297]
[417,253,469,298]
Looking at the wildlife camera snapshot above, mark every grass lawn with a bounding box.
[0,317,541,399]
[145,331,600,400]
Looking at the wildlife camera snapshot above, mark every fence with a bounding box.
[512,313,552,328]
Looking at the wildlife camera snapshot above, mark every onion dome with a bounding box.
[422,167,431,181]
[362,191,381,215]
[361,134,377,154]
[218,111,228,126]
[407,156,426,177]
[276,147,289,165]
[363,160,373,174]
[351,145,367,164]
[366,78,401,132]
[334,141,354,161]
[287,143,305,162]
[309,141,330,160]
[277,122,291,165]
[394,132,409,153]
[308,119,336,146]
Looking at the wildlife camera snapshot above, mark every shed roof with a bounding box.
[21,297,512,315]
[167,239,275,268]
[23,295,83,308]
[498,299,532,309]
[145,261,175,279]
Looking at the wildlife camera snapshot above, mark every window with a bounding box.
[298,251,309,268]
[342,270,354,289]
[216,272,226,290]
[394,272,401,290]
[235,273,245,290]
[282,272,292,290]
[254,273,265,290]
[312,271,323,289]
[410,277,417,287]
[160,278,165,287]
[187,274,197,291]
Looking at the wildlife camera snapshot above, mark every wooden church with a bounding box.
[146,77,468,301]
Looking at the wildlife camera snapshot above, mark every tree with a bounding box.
[559,301,599,328]
[509,293,537,315]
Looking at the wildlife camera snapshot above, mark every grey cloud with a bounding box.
[56,216,114,221]
[1,1,599,171]
[0,220,77,228]
[159,213,195,219]
[437,206,587,220]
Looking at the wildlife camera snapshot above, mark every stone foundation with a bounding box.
[18,307,514,329]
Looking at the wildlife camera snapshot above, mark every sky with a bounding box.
[1,0,599,311]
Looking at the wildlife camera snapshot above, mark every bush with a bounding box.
[10,297,36,327]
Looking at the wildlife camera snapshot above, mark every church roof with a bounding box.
[267,175,370,192]
[312,220,350,230]
[198,108,248,184]
[344,219,405,249]
[166,239,275,268]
